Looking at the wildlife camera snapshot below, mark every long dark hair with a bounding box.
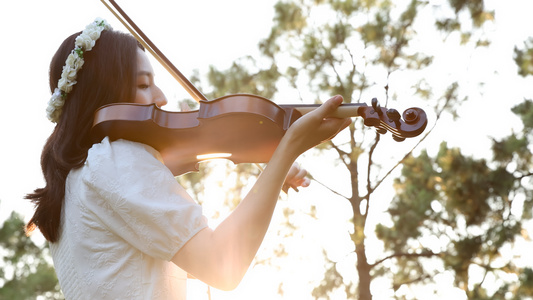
[26,29,142,242]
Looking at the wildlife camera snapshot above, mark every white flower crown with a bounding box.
[46,18,112,123]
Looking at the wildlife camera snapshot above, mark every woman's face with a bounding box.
[133,48,168,107]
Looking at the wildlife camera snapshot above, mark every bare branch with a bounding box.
[371,250,439,268]
[329,141,350,169]
[518,172,533,180]
[365,132,381,215]
[392,273,436,291]
[309,174,351,201]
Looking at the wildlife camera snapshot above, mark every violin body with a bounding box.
[92,94,427,175]
[93,94,301,174]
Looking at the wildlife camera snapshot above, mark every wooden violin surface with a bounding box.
[92,94,427,175]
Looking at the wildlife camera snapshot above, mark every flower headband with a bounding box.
[46,18,112,123]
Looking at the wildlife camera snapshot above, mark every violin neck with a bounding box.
[286,103,365,118]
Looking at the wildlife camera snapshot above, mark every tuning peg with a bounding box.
[376,127,387,135]
[371,98,383,116]
[386,108,400,121]
[393,135,405,142]
[386,108,401,126]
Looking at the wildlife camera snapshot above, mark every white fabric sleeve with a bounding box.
[81,137,208,261]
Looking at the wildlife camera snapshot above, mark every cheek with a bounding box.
[133,89,149,104]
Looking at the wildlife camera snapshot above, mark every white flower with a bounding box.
[46,18,112,123]
[86,28,103,41]
[61,65,77,81]
[47,88,64,122]
[58,78,76,94]
[75,34,96,51]
[65,53,84,70]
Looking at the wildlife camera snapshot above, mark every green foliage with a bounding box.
[435,0,494,44]
[518,268,533,296]
[205,58,280,99]
[312,254,357,300]
[380,98,533,298]
[492,100,533,220]
[273,1,308,33]
[0,210,62,300]
[512,99,533,131]
[514,38,533,77]
[376,151,438,252]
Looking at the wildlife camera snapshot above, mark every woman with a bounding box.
[26,19,350,299]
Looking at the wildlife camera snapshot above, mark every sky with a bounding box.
[1,0,533,299]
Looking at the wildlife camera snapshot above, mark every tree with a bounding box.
[374,6,533,299]
[0,209,62,300]
[378,132,532,298]
[180,0,498,299]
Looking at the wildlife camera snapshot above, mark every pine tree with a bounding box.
[0,210,62,300]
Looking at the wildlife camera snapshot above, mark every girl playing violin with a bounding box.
[26,18,350,299]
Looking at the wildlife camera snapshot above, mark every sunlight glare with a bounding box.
[196,153,232,160]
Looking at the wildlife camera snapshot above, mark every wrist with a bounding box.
[273,133,301,165]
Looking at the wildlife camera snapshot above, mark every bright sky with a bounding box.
[1,0,533,299]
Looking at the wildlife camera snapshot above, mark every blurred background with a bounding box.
[1,0,532,299]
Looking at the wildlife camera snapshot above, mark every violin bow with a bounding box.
[100,0,207,102]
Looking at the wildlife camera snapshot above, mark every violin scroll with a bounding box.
[358,98,427,142]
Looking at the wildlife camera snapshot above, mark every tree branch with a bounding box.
[308,173,350,201]
[392,273,436,291]
[364,132,381,215]
[329,140,350,169]
[518,172,533,180]
[370,250,439,268]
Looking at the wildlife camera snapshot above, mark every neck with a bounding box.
[281,103,366,118]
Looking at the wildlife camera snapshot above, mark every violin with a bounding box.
[92,94,426,175]
[94,0,428,176]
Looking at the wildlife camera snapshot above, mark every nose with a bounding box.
[154,86,168,107]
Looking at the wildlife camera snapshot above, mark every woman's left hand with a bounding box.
[282,162,310,193]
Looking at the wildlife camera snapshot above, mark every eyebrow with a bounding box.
[137,71,153,77]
